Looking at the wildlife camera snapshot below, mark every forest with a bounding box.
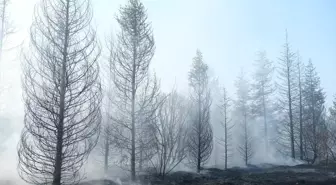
[0,0,335,185]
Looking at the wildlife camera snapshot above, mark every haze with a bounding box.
[0,0,335,184]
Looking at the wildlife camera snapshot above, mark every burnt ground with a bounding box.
[81,163,336,185]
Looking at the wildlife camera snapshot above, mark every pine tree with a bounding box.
[187,50,213,173]
[277,31,297,158]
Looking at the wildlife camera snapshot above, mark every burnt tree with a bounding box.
[18,0,101,184]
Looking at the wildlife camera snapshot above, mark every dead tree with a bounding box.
[217,87,233,170]
[18,0,102,185]
[187,50,213,173]
[235,70,254,166]
[277,31,297,159]
[108,0,159,180]
[149,90,189,179]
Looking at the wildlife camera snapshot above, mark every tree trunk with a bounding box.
[131,60,136,181]
[244,111,248,166]
[104,133,109,175]
[224,114,228,170]
[197,93,201,173]
[262,91,268,152]
[130,14,138,180]
[312,93,317,163]
[52,1,69,184]
[287,63,295,159]
[299,66,303,160]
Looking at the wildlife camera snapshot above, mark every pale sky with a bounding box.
[0,0,335,182]
[94,0,335,102]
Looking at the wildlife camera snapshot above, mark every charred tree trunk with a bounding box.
[287,63,295,159]
[52,1,70,184]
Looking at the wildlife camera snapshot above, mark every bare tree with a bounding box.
[217,87,233,170]
[251,51,275,152]
[187,50,213,173]
[235,70,254,165]
[18,0,102,185]
[109,0,159,180]
[149,90,189,179]
[277,31,297,159]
